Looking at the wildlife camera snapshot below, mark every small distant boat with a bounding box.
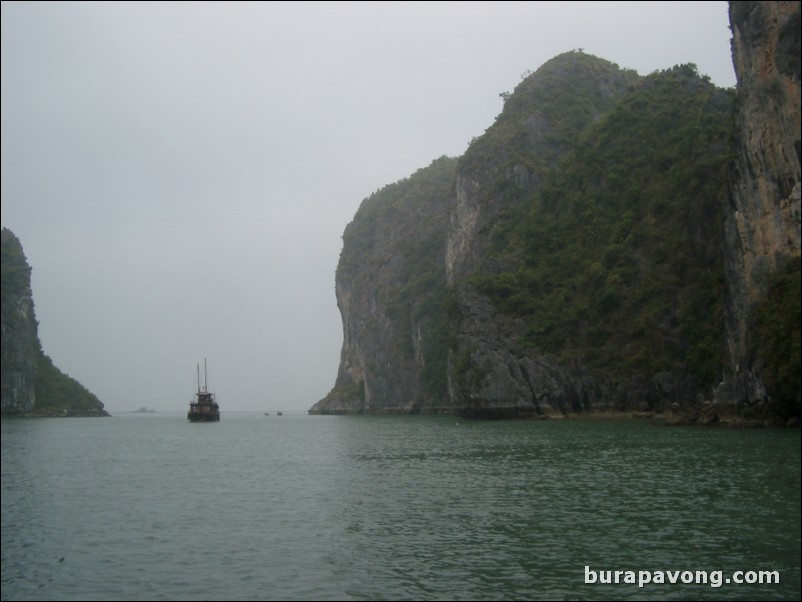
[276,411,283,416]
[187,359,220,422]
[130,406,156,413]
[264,412,270,416]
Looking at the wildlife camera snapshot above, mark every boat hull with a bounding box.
[187,412,220,422]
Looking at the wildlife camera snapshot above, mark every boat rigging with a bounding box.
[187,359,220,422]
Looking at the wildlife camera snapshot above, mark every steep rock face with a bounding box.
[1,227,108,416]
[1,228,39,412]
[447,53,639,284]
[447,287,604,418]
[721,1,801,408]
[446,57,732,417]
[309,157,457,414]
[446,53,640,416]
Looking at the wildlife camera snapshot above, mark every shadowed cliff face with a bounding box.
[447,53,639,286]
[720,0,801,410]
[444,53,640,417]
[446,58,733,417]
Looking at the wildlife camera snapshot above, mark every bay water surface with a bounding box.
[2,413,800,600]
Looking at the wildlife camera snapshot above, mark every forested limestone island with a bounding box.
[1,228,109,417]
[310,1,800,426]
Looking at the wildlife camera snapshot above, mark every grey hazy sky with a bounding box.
[1,1,735,414]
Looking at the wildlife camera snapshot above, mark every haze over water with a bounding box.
[2,413,800,601]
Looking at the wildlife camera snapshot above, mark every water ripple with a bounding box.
[2,415,800,600]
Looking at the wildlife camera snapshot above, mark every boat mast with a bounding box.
[197,363,201,393]
[204,357,208,392]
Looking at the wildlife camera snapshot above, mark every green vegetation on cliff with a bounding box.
[33,353,107,415]
[321,47,797,418]
[1,228,32,295]
[326,156,456,409]
[1,227,107,416]
[463,51,639,175]
[755,262,802,409]
[473,64,734,390]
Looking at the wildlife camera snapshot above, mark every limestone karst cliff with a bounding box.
[446,57,734,418]
[1,228,39,413]
[311,157,456,414]
[718,0,801,418]
[311,53,733,417]
[1,227,108,416]
[311,2,800,421]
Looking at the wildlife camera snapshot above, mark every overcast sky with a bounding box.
[1,1,735,415]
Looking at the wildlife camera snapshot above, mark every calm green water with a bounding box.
[1,413,800,601]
